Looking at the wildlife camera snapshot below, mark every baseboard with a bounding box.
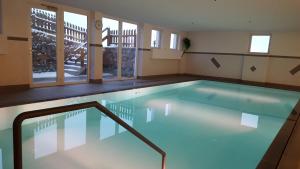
[0,84,30,93]
[183,74,300,91]
[89,79,103,83]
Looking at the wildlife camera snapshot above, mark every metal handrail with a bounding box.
[13,101,166,169]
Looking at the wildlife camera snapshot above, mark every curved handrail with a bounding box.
[13,101,166,169]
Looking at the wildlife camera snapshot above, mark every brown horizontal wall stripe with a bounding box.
[185,51,300,59]
[138,48,151,51]
[89,44,102,48]
[7,37,29,42]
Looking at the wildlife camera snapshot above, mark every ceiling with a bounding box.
[45,0,300,31]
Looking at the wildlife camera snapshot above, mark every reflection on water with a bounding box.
[64,110,87,150]
[241,113,259,128]
[147,108,153,123]
[101,100,107,107]
[165,104,171,116]
[107,102,134,133]
[196,87,281,103]
[100,116,116,140]
[0,148,2,169]
[119,117,133,134]
[34,118,57,159]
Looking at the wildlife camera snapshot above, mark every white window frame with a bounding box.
[28,2,91,88]
[151,29,161,48]
[170,33,179,50]
[101,14,139,81]
[249,34,271,54]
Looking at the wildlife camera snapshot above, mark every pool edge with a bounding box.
[257,99,300,169]
[1,75,300,109]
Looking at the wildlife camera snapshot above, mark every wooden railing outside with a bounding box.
[102,28,137,48]
[31,8,87,43]
[31,9,137,47]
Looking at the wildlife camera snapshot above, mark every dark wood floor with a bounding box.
[0,75,199,108]
[0,74,299,169]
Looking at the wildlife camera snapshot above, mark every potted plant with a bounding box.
[181,37,191,57]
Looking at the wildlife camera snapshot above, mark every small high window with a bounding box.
[151,30,161,48]
[170,33,178,49]
[249,35,271,53]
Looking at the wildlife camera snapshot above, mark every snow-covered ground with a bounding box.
[33,72,76,78]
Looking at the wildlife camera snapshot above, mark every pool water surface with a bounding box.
[0,80,299,169]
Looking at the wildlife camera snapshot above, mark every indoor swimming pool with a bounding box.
[0,80,299,169]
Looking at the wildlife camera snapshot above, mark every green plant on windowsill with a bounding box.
[181,37,191,57]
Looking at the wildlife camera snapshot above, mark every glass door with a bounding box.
[63,11,88,83]
[31,8,58,84]
[102,17,119,80]
[102,18,138,81]
[121,22,137,79]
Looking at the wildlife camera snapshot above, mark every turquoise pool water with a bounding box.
[0,80,299,169]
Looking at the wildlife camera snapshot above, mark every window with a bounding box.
[151,30,161,48]
[249,35,271,53]
[170,33,178,49]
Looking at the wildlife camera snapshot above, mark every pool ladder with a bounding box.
[12,101,166,169]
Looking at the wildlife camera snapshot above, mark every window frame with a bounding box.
[170,33,179,50]
[249,34,272,54]
[151,29,162,48]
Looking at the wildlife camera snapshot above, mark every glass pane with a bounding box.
[64,12,88,82]
[122,22,137,78]
[31,8,57,83]
[21,107,161,169]
[102,17,119,80]
[151,30,160,48]
[170,33,178,49]
[250,35,271,53]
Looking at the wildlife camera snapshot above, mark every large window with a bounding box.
[31,6,89,86]
[249,35,271,53]
[170,33,178,49]
[151,30,161,48]
[31,8,58,83]
[102,17,137,80]
[63,11,88,83]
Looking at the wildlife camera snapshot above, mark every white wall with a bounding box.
[137,23,185,77]
[2,1,298,87]
[0,0,30,86]
[184,31,300,86]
